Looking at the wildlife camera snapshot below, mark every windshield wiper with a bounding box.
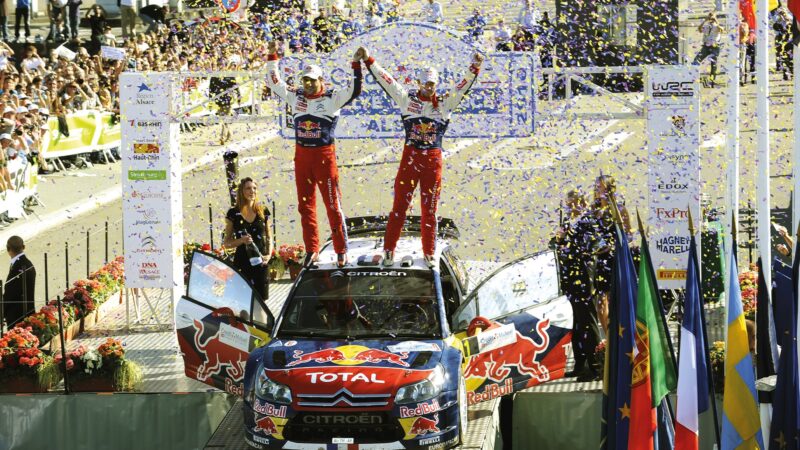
[276,330,322,338]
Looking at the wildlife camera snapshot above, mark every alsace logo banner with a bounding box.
[278,22,536,139]
[120,73,183,289]
[645,65,700,289]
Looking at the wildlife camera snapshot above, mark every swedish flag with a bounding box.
[721,249,764,449]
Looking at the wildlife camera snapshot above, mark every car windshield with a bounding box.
[277,269,441,339]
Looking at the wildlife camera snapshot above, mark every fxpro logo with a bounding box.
[652,81,694,98]
[655,207,689,220]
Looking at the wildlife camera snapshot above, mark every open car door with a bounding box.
[451,250,573,405]
[176,251,275,396]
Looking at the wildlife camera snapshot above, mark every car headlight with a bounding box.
[395,365,446,405]
[256,370,292,404]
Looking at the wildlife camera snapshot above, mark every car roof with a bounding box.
[314,235,450,272]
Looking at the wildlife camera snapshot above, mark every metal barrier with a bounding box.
[539,65,645,119]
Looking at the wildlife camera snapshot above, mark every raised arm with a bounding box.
[265,41,297,105]
[331,48,364,110]
[361,47,409,109]
[442,53,483,113]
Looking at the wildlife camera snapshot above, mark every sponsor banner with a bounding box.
[279,22,535,139]
[121,73,183,288]
[645,65,700,289]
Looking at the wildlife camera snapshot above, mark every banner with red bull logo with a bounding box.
[645,65,701,290]
[278,22,536,140]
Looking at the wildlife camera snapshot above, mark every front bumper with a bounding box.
[243,395,461,450]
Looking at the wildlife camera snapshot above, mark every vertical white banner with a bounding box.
[645,65,701,290]
[120,73,184,289]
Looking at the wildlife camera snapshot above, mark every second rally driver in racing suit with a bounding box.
[266,42,364,267]
[359,47,483,267]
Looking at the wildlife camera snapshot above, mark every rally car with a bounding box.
[176,216,573,450]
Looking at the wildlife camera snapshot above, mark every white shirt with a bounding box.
[422,1,443,23]
[701,21,721,47]
[9,253,24,267]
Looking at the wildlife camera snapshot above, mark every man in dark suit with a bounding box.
[4,236,35,328]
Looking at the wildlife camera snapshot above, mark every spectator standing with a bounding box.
[553,190,601,382]
[139,4,168,35]
[86,5,107,43]
[517,0,537,33]
[313,9,333,53]
[0,0,8,42]
[14,0,30,42]
[119,0,137,40]
[774,8,793,80]
[3,236,35,329]
[223,178,273,302]
[738,17,750,85]
[692,11,723,87]
[46,0,65,42]
[421,0,443,24]
[66,0,81,40]
[495,19,513,51]
[465,9,486,44]
[341,10,364,39]
[586,175,632,336]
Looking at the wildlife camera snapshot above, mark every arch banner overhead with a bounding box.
[277,22,536,140]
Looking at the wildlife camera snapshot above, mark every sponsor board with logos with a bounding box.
[121,73,183,288]
[278,22,535,139]
[645,65,700,289]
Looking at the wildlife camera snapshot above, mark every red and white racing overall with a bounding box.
[266,55,362,255]
[365,56,479,255]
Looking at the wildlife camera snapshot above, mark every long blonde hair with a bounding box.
[235,177,265,221]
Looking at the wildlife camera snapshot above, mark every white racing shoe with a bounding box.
[383,250,394,266]
[424,254,436,268]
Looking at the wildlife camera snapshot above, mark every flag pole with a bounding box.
[725,0,740,267]
[636,210,678,367]
[689,206,722,450]
[635,210,679,440]
[756,0,772,438]
[794,45,800,257]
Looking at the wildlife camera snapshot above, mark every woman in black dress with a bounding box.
[223,178,273,301]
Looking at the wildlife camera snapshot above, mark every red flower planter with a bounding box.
[289,264,301,281]
[69,377,116,392]
[0,377,49,394]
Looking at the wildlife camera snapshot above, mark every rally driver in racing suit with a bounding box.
[357,47,484,267]
[266,42,364,267]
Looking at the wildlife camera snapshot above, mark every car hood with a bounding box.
[261,339,445,397]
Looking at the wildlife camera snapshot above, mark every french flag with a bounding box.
[675,236,710,450]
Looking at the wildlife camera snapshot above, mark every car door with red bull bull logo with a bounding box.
[451,250,573,405]
[176,251,275,396]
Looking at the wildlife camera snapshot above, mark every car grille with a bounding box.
[296,388,392,407]
[283,412,404,443]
